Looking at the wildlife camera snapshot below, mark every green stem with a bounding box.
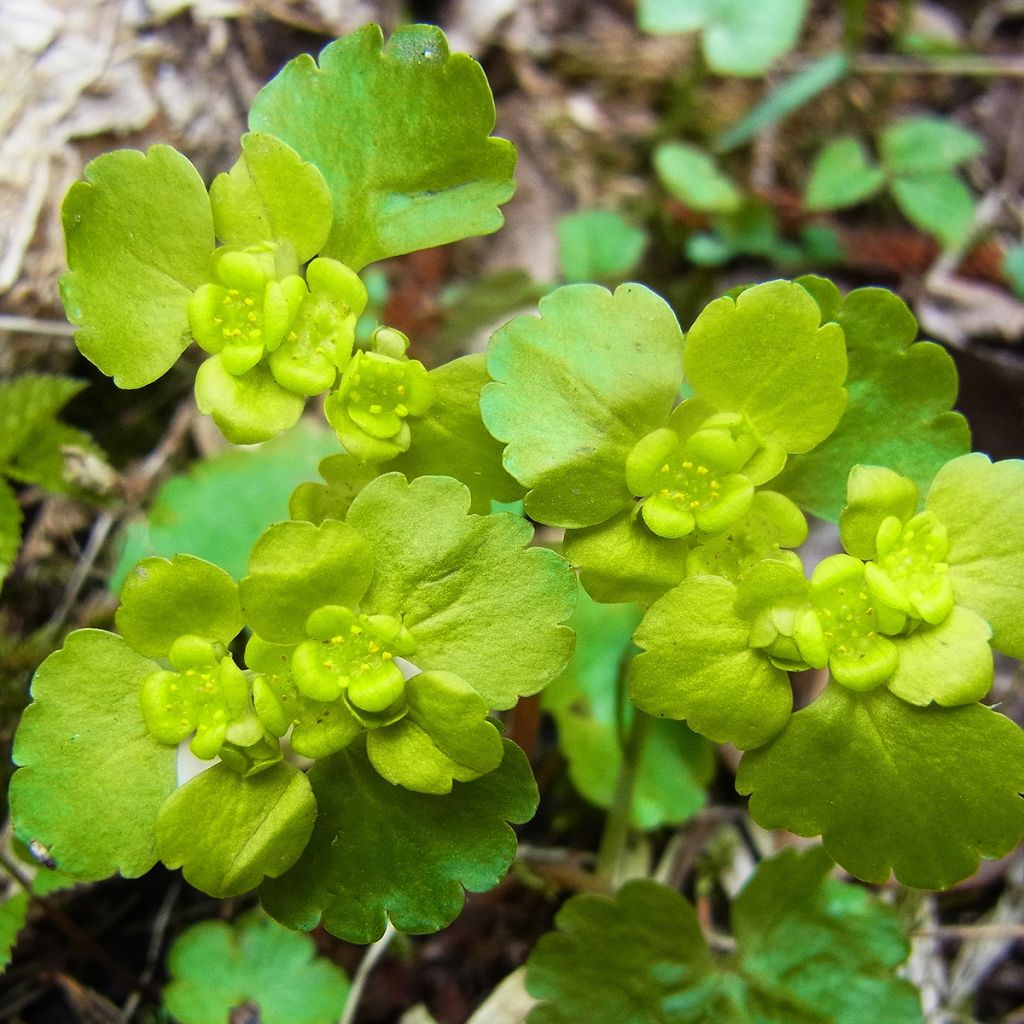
[595,709,653,885]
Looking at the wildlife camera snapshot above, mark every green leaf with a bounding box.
[248,25,515,271]
[60,146,214,388]
[557,210,648,282]
[775,288,970,521]
[887,606,993,707]
[259,738,537,943]
[113,422,338,591]
[0,479,23,585]
[390,354,524,514]
[4,420,103,495]
[738,683,1024,888]
[289,453,379,524]
[684,280,847,454]
[210,133,333,262]
[653,143,741,213]
[116,554,243,658]
[527,881,715,1024]
[0,374,85,467]
[926,453,1024,658]
[239,519,374,644]
[543,588,712,829]
[563,509,689,607]
[731,847,922,1023]
[10,630,177,879]
[164,910,349,1024]
[483,283,684,528]
[0,893,29,971]
[891,172,975,251]
[838,465,920,560]
[805,138,885,211]
[156,762,316,898]
[527,854,921,1024]
[629,576,792,749]
[194,358,305,445]
[716,53,849,152]
[367,671,504,794]
[879,117,983,177]
[346,474,576,709]
[638,0,810,75]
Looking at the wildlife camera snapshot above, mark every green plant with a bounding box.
[7,20,1024,1022]
[163,910,349,1024]
[653,142,840,268]
[638,0,809,75]
[805,116,984,250]
[0,374,106,586]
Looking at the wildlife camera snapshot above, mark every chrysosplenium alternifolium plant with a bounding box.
[9,23,1024,954]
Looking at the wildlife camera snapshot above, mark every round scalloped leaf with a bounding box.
[116,555,243,658]
[891,172,975,252]
[775,288,970,521]
[346,474,576,709]
[639,0,809,76]
[563,509,689,607]
[738,683,1024,889]
[10,630,177,879]
[390,354,524,514]
[248,24,515,271]
[164,911,349,1024]
[156,762,316,898]
[210,133,332,263]
[60,146,214,388]
[926,454,1024,658]
[543,854,922,1022]
[805,138,885,211]
[239,519,374,644]
[653,142,741,213]
[289,453,379,524]
[888,606,993,707]
[259,737,537,943]
[482,283,685,529]
[880,117,983,177]
[527,881,713,1024]
[684,280,847,454]
[629,576,792,749]
[528,857,922,1024]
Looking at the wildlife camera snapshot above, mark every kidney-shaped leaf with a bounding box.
[157,762,316,898]
[61,146,214,388]
[10,630,177,879]
[684,280,847,455]
[259,738,537,943]
[164,910,349,1024]
[483,283,685,529]
[776,287,969,521]
[248,24,515,270]
[347,474,576,709]
[926,453,1024,659]
[239,519,374,644]
[210,133,333,262]
[738,683,1024,889]
[116,554,243,658]
[629,576,792,750]
[527,850,922,1024]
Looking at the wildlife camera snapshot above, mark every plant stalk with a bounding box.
[595,709,653,887]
